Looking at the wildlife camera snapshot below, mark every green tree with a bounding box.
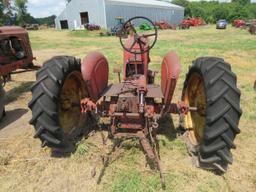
[227,5,248,21]
[213,6,229,22]
[245,4,256,19]
[232,0,250,6]
[171,0,189,7]
[0,1,4,25]
[188,4,206,19]
[172,0,192,17]
[36,15,56,26]
[0,0,13,25]
[24,13,37,24]
[14,0,28,25]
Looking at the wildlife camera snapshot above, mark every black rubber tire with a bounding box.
[181,57,242,172]
[29,56,90,151]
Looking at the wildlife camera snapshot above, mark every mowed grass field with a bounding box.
[0,25,255,192]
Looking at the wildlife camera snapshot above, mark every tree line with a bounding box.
[172,0,256,23]
[0,0,56,26]
[1,0,256,26]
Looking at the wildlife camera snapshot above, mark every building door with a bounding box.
[60,20,69,29]
[80,12,89,25]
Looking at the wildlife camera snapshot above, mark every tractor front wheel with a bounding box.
[29,56,93,152]
[181,57,242,172]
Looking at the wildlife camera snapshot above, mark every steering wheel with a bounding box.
[119,16,158,54]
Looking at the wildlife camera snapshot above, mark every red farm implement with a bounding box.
[180,18,205,28]
[233,19,246,28]
[0,26,38,119]
[154,21,176,30]
[29,17,242,187]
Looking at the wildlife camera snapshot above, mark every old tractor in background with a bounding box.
[233,19,256,34]
[29,17,242,186]
[0,26,37,119]
[154,21,176,30]
[233,19,246,28]
[179,17,205,29]
[249,22,256,35]
[139,22,153,31]
[100,17,125,36]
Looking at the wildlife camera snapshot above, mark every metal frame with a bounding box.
[78,17,198,187]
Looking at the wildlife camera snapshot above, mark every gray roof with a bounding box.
[106,0,184,10]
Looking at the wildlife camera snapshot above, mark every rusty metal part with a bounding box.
[0,57,34,76]
[59,71,88,135]
[111,113,140,117]
[113,129,166,188]
[93,137,123,184]
[116,96,138,113]
[148,126,165,188]
[81,52,109,102]
[161,51,181,107]
[103,83,163,98]
[145,105,155,118]
[113,68,121,83]
[139,131,155,159]
[80,98,97,113]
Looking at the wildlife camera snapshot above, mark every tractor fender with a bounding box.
[81,52,109,102]
[161,51,181,105]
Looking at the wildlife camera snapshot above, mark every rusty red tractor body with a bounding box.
[0,26,36,119]
[0,26,34,75]
[29,17,242,186]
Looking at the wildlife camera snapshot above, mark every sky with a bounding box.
[27,0,66,18]
[27,0,256,18]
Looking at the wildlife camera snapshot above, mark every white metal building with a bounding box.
[55,0,184,30]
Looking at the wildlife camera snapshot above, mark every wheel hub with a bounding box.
[184,73,206,145]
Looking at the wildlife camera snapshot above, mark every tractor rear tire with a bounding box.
[29,56,92,152]
[181,57,242,172]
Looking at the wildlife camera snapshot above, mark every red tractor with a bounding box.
[180,18,205,28]
[0,26,37,119]
[29,17,242,185]
[233,19,246,28]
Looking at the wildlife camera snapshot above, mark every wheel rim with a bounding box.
[184,73,206,145]
[58,71,88,136]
